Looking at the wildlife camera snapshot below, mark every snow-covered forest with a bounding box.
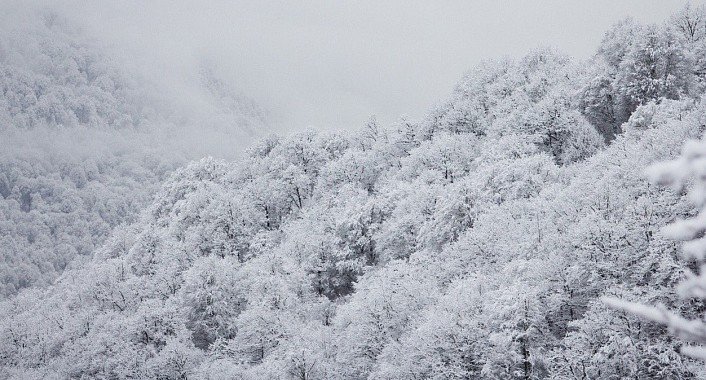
[4,2,706,379]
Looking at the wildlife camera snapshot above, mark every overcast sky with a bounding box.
[34,1,706,133]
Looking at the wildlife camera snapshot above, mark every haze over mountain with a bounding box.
[0,4,268,296]
[21,0,705,131]
[3,4,706,379]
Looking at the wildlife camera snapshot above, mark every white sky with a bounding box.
[15,1,706,134]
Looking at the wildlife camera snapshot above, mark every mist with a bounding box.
[6,2,706,378]
[21,0,701,135]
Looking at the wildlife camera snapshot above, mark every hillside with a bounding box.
[2,8,706,379]
[0,7,267,297]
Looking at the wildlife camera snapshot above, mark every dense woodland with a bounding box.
[3,5,706,380]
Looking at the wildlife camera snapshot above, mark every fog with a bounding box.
[6,1,703,135]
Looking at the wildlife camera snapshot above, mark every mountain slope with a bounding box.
[2,7,706,380]
[0,6,267,297]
